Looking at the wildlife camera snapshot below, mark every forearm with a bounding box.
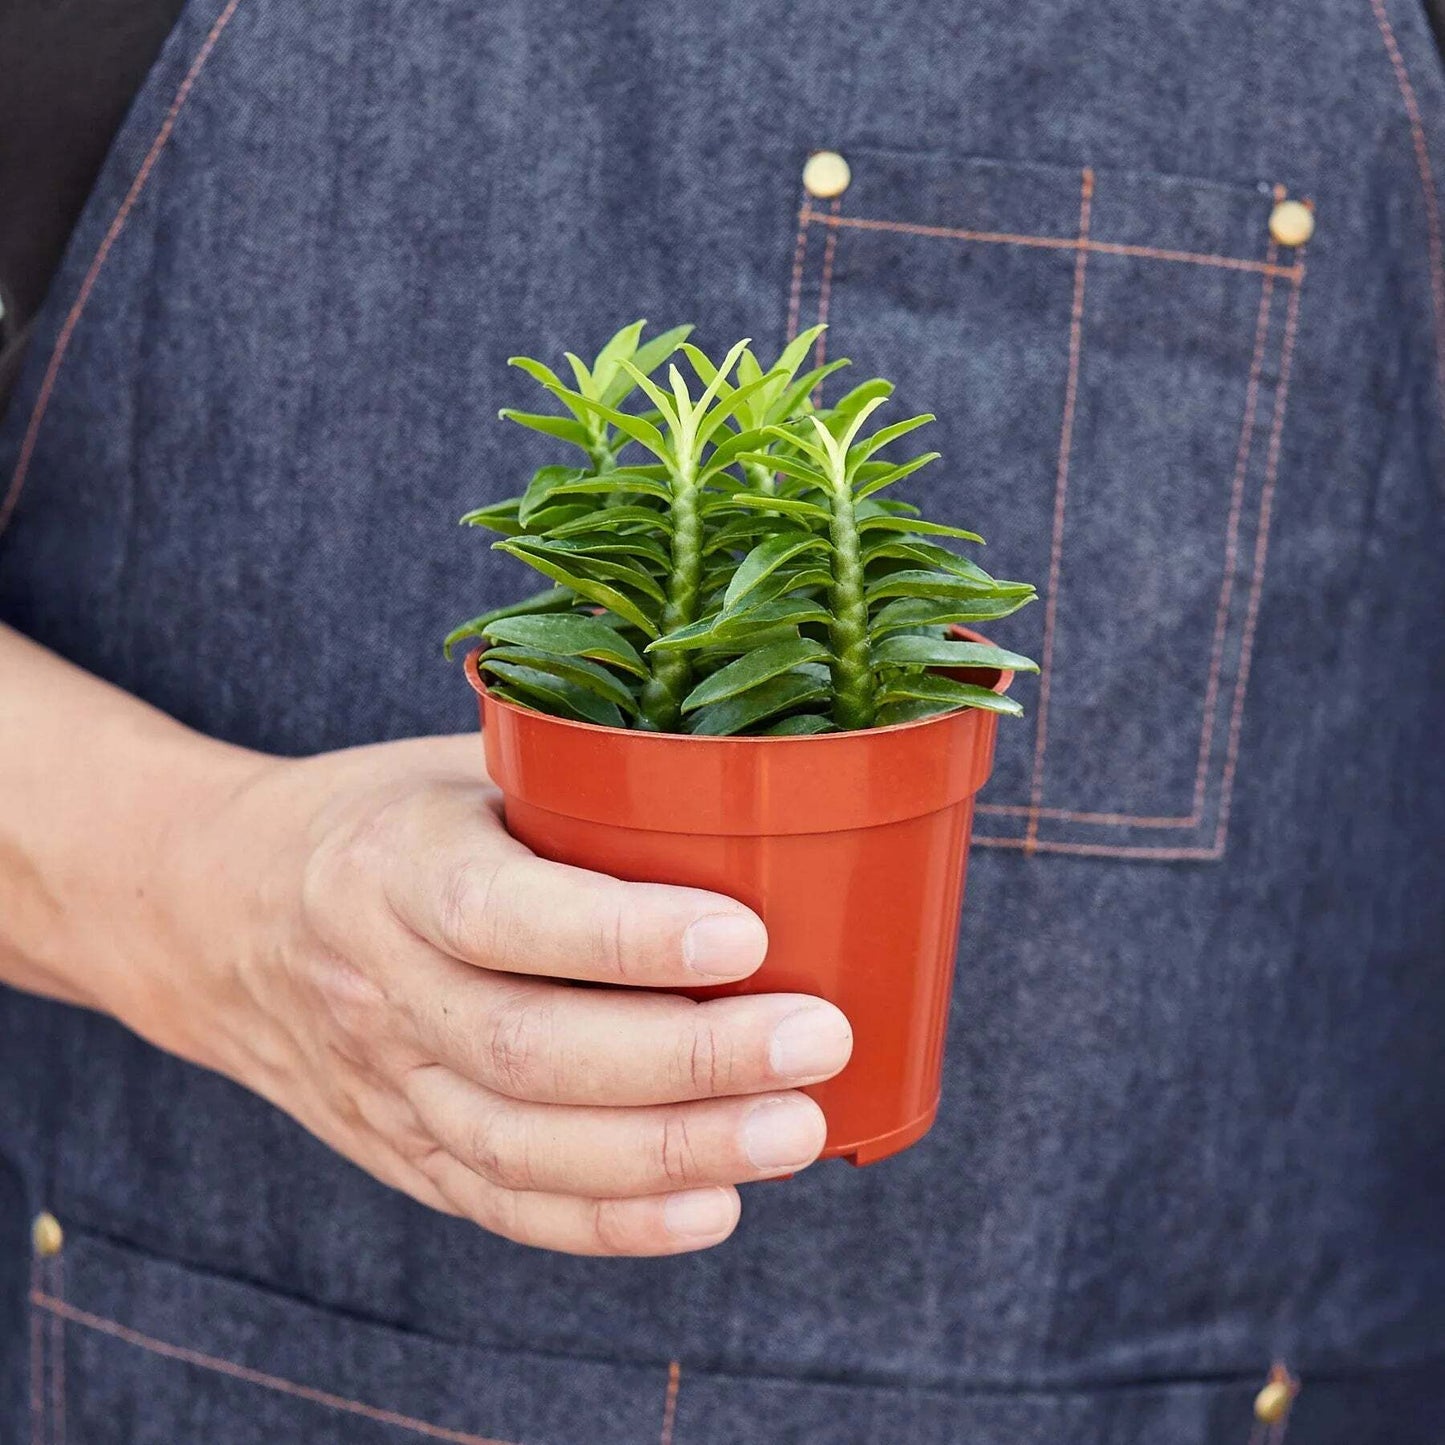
[0,622,263,1021]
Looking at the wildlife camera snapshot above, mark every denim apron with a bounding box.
[2,0,1444,1440]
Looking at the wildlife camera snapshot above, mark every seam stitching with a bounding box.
[660,1360,681,1445]
[1212,268,1305,853]
[796,209,1300,278]
[49,1254,65,1445]
[29,1256,44,1445]
[1368,0,1445,422]
[29,1292,521,1445]
[1024,167,1094,851]
[785,200,811,344]
[0,0,246,544]
[1188,232,1281,820]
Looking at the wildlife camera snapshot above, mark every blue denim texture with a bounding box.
[2,0,1444,1439]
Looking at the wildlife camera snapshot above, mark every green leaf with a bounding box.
[544,505,671,536]
[519,465,586,525]
[478,660,626,727]
[733,452,830,490]
[865,569,1036,604]
[541,386,670,460]
[720,492,833,524]
[854,515,985,542]
[761,713,835,736]
[481,646,640,713]
[459,499,524,535]
[688,669,832,736]
[480,613,649,677]
[853,451,942,500]
[545,472,673,503]
[870,635,1038,673]
[724,534,829,611]
[442,587,574,658]
[498,410,594,448]
[827,378,894,419]
[868,594,1038,638]
[648,596,828,654]
[874,673,1024,717]
[680,637,831,712]
[507,539,666,604]
[602,324,693,407]
[494,541,659,636]
[849,414,935,468]
[862,539,993,581]
[507,356,565,390]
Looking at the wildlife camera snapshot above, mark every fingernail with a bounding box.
[769,1005,853,1081]
[682,913,767,978]
[742,1097,825,1171]
[663,1187,736,1238]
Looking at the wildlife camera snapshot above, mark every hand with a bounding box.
[139,734,853,1257]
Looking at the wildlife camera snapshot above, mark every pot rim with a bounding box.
[464,626,1015,746]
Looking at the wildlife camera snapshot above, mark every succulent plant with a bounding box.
[447,322,1038,736]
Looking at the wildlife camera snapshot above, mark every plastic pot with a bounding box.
[465,631,1011,1166]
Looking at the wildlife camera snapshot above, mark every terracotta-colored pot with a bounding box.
[465,632,1011,1166]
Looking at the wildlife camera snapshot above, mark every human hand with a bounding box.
[139,734,852,1256]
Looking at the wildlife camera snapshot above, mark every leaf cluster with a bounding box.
[447,321,1037,735]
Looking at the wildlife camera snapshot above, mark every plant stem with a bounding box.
[826,481,876,729]
[638,454,703,730]
[744,459,776,496]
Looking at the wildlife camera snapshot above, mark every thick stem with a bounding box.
[638,456,703,731]
[826,483,876,730]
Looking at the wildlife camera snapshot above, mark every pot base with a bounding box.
[830,1096,941,1167]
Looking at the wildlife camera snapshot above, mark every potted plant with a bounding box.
[447,322,1037,1165]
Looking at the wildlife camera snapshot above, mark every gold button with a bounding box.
[1269,198,1314,247]
[1253,1380,1293,1424]
[32,1212,63,1259]
[803,151,851,200]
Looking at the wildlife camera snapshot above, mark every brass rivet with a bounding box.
[1268,198,1314,247]
[1253,1380,1293,1424]
[803,150,851,200]
[32,1212,63,1259]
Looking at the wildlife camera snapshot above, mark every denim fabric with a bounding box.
[2,0,1445,1440]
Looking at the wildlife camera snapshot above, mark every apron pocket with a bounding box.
[784,149,1308,860]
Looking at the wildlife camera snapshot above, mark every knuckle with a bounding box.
[589,1198,639,1255]
[657,1112,703,1188]
[585,896,633,981]
[438,855,503,960]
[680,1018,729,1097]
[482,994,550,1097]
[465,1107,537,1192]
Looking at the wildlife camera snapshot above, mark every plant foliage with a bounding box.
[448,322,1038,735]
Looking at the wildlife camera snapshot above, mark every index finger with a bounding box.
[385,788,769,988]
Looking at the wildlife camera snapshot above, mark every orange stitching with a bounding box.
[785,203,811,344]
[29,1256,44,1445]
[1369,0,1445,421]
[976,802,1196,828]
[1025,167,1093,851]
[796,208,1301,279]
[811,197,842,399]
[975,834,1223,861]
[0,0,246,545]
[29,1293,519,1445]
[1191,241,1280,818]
[1213,269,1305,853]
[49,1254,65,1445]
[659,1360,681,1445]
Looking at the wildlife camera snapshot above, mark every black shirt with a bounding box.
[0,0,185,410]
